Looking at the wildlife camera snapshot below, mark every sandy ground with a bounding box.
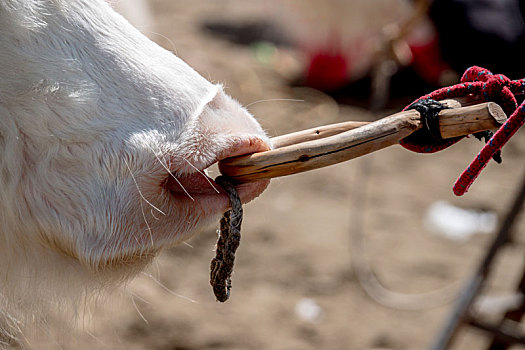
[57,1,525,349]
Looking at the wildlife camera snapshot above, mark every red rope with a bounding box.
[400,66,525,196]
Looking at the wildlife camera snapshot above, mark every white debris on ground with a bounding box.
[424,201,498,241]
[295,298,323,323]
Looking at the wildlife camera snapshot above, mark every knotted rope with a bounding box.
[400,66,525,196]
[210,176,243,302]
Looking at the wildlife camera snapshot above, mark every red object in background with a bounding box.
[306,51,349,91]
[409,35,450,85]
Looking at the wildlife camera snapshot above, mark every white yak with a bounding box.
[0,0,270,345]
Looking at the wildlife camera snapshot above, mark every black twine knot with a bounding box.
[407,98,449,141]
[400,98,458,151]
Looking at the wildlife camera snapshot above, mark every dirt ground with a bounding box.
[62,1,525,349]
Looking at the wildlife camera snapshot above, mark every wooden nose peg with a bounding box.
[219,99,507,183]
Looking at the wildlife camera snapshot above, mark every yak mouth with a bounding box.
[164,137,271,212]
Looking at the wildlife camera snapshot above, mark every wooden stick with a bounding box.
[219,101,506,183]
[439,102,506,138]
[271,98,497,148]
[271,121,369,148]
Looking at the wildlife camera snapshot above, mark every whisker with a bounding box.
[143,31,179,56]
[129,291,151,305]
[141,272,198,304]
[130,294,149,325]
[146,145,195,202]
[181,157,220,194]
[182,241,194,249]
[150,209,160,221]
[139,198,155,249]
[244,98,304,108]
[153,258,161,282]
[167,173,195,201]
[125,162,157,250]
[123,158,166,216]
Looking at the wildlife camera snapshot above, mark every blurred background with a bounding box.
[76,1,524,349]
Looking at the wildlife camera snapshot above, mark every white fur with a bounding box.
[0,0,269,346]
